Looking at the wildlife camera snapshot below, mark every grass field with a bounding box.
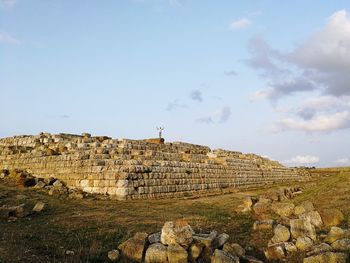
[0,169,349,263]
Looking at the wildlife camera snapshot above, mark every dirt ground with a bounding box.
[0,169,349,263]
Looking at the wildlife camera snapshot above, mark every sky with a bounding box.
[1,0,350,167]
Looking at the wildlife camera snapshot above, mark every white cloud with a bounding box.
[277,111,350,132]
[336,158,350,165]
[0,0,17,8]
[247,10,350,133]
[283,155,320,166]
[230,18,252,29]
[190,90,203,103]
[0,31,20,45]
[197,106,231,124]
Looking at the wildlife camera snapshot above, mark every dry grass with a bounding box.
[0,169,349,263]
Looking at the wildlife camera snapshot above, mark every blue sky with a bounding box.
[1,0,350,167]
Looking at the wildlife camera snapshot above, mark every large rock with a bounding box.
[303,252,347,263]
[145,243,168,263]
[213,233,230,248]
[107,250,120,261]
[161,220,193,249]
[307,243,332,256]
[118,232,148,262]
[223,243,245,257]
[167,244,188,263]
[325,227,350,244]
[290,219,317,241]
[299,211,323,228]
[264,244,286,261]
[32,201,46,213]
[331,238,350,251]
[148,232,161,244]
[296,237,313,251]
[319,208,344,227]
[188,242,204,262]
[253,199,271,215]
[271,202,295,217]
[271,224,290,243]
[211,249,239,263]
[294,201,314,216]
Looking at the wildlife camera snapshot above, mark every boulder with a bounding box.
[325,227,350,244]
[145,243,168,263]
[107,250,120,261]
[53,180,64,188]
[242,196,254,208]
[211,249,239,263]
[331,238,350,251]
[294,201,314,216]
[241,255,264,263]
[118,232,148,262]
[223,243,245,257]
[264,244,286,261]
[148,232,161,244]
[213,233,230,248]
[296,237,313,251]
[271,224,290,243]
[306,243,332,256]
[303,252,347,263]
[35,181,46,188]
[290,218,317,241]
[253,220,274,231]
[271,202,295,217]
[253,199,271,215]
[299,211,323,228]
[161,220,193,249]
[167,244,188,263]
[319,208,344,227]
[284,242,297,254]
[188,242,204,262]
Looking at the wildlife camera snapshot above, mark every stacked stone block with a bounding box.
[0,133,308,200]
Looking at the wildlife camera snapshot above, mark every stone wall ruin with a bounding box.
[0,133,309,200]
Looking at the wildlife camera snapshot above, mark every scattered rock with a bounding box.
[211,249,239,263]
[271,224,290,243]
[320,208,344,227]
[118,232,148,262]
[32,201,46,213]
[148,232,161,244]
[331,238,350,251]
[253,199,271,215]
[299,211,323,228]
[223,243,245,257]
[290,218,317,241]
[296,237,313,251]
[161,220,193,249]
[65,250,75,255]
[241,255,264,263]
[325,227,350,244]
[294,201,314,216]
[188,242,204,262]
[303,252,347,263]
[107,249,120,261]
[145,243,168,263]
[307,243,332,256]
[253,220,274,231]
[271,202,295,217]
[264,244,286,260]
[167,243,188,263]
[213,233,230,248]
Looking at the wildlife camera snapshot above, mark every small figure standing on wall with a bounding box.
[157,127,164,139]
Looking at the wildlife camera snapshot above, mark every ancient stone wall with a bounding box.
[0,133,308,200]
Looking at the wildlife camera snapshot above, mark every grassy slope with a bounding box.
[0,169,349,263]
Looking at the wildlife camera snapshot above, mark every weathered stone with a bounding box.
[161,220,193,249]
[253,200,271,215]
[107,250,120,261]
[32,201,46,213]
[223,243,245,257]
[253,220,274,231]
[303,252,347,263]
[307,243,332,256]
[241,255,264,263]
[264,244,286,260]
[296,237,313,251]
[118,232,148,262]
[242,196,254,208]
[325,227,350,244]
[211,249,239,263]
[320,208,344,227]
[260,191,280,201]
[294,201,314,216]
[271,224,290,243]
[188,242,204,262]
[35,180,46,188]
[299,211,323,228]
[145,243,168,263]
[284,242,297,254]
[213,233,230,248]
[53,180,64,188]
[271,202,295,217]
[148,232,161,244]
[167,244,188,263]
[331,238,350,251]
[290,218,317,241]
